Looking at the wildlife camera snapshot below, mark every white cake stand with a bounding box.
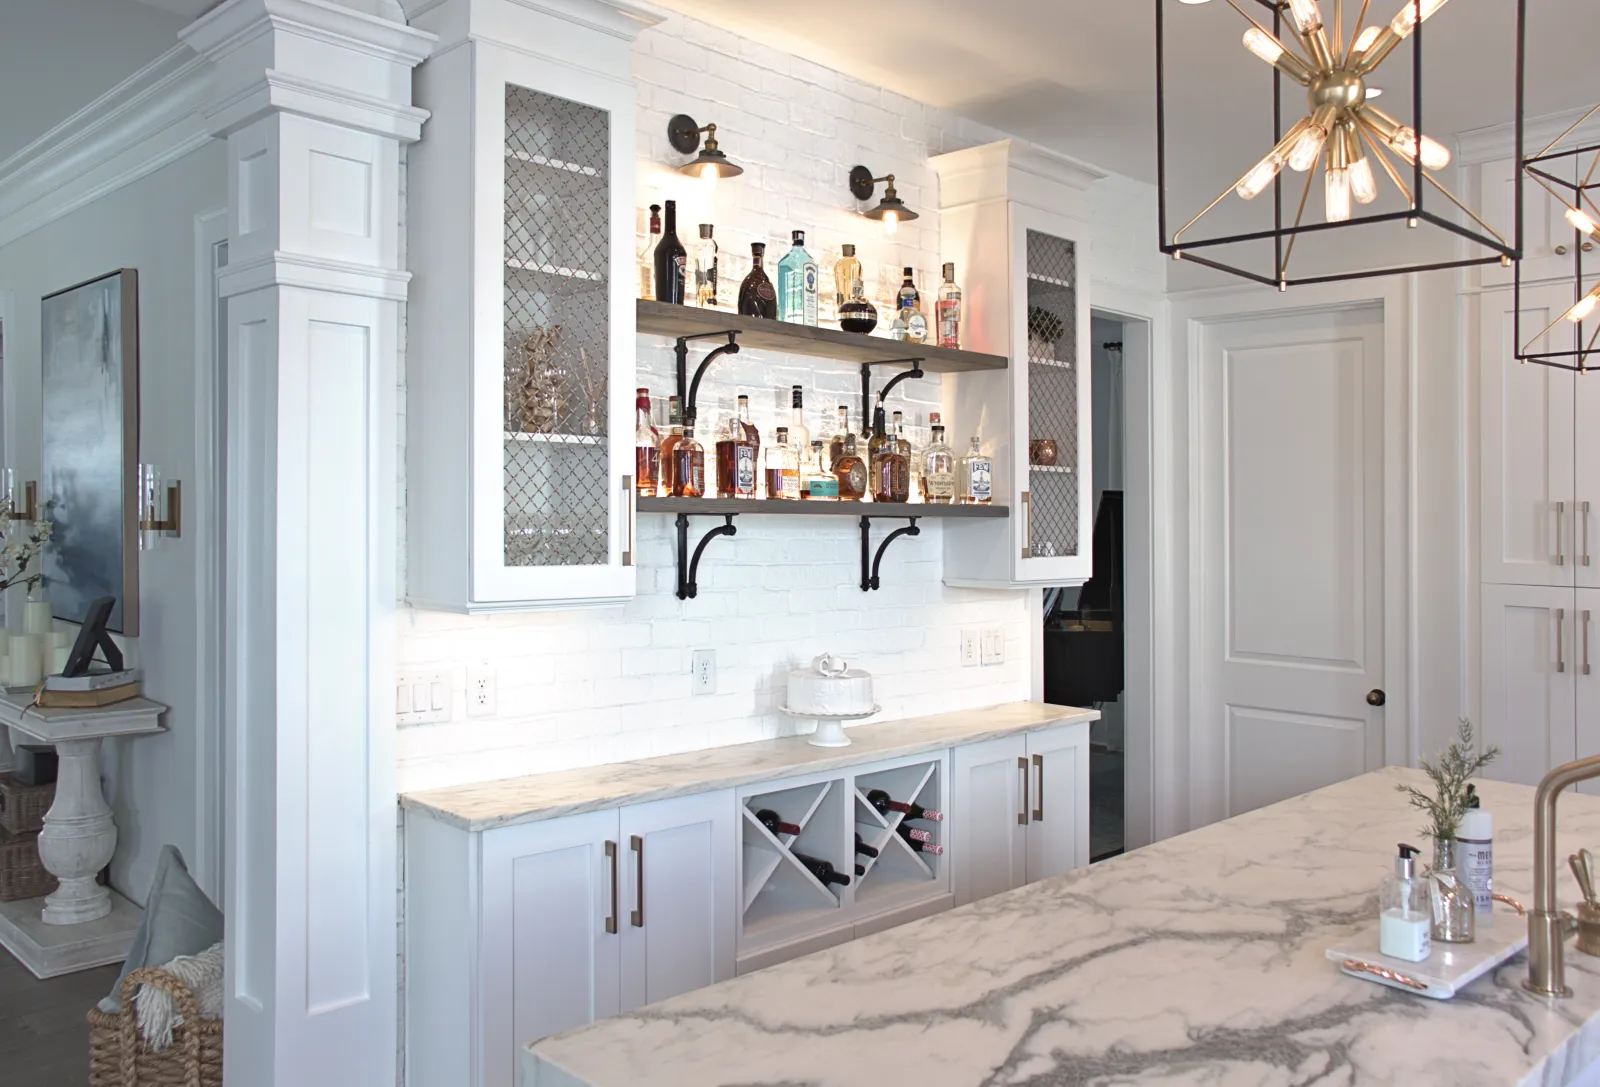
[779,704,881,748]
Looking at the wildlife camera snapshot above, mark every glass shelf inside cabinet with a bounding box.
[1025,229,1079,563]
[502,81,612,571]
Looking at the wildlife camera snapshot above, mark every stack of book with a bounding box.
[38,669,140,708]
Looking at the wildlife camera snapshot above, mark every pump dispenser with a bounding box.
[1379,843,1432,962]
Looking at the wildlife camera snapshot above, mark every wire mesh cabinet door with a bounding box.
[1010,202,1092,584]
[469,49,639,608]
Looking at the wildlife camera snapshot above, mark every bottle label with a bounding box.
[808,477,839,499]
[907,312,928,342]
[971,458,992,500]
[782,470,800,499]
[1456,837,1493,914]
[802,261,818,325]
[926,474,954,499]
[937,300,960,346]
[845,462,867,495]
[736,446,757,495]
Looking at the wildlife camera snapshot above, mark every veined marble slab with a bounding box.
[402,701,1096,832]
[524,767,1600,1087]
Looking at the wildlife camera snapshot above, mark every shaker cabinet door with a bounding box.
[1024,724,1090,884]
[950,736,1029,906]
[1480,583,1577,788]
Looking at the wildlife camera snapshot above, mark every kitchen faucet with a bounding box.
[1526,754,1600,996]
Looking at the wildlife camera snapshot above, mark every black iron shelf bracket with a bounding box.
[674,330,742,427]
[859,358,925,428]
[860,514,921,592]
[676,512,737,599]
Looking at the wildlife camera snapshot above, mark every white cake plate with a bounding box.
[778,704,881,748]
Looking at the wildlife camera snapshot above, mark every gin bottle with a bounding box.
[958,436,992,504]
[936,262,961,348]
[694,224,719,307]
[777,230,819,325]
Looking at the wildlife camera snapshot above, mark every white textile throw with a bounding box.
[134,941,225,1051]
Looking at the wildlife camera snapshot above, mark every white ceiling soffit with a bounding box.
[130,0,217,15]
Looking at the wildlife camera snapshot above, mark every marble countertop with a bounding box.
[402,701,1097,832]
[524,767,1600,1087]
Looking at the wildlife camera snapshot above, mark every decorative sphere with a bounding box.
[1308,70,1367,111]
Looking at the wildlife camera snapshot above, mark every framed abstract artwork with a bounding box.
[41,269,139,635]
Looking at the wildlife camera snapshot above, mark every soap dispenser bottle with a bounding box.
[1380,843,1432,963]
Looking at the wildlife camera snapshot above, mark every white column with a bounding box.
[181,3,432,1085]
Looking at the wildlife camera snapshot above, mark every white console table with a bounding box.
[0,688,166,978]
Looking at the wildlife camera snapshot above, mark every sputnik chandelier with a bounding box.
[1156,0,1524,287]
[1516,104,1600,370]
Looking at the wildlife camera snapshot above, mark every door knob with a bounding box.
[1367,689,1387,707]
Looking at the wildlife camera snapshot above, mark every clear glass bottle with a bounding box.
[828,404,851,471]
[765,427,801,500]
[894,267,927,343]
[654,199,687,305]
[805,440,839,501]
[870,406,909,503]
[694,224,719,307]
[788,385,811,451]
[958,435,993,504]
[777,229,819,325]
[834,244,864,309]
[659,394,683,496]
[893,410,918,501]
[936,262,961,348]
[639,203,660,301]
[635,388,660,497]
[835,432,867,502]
[922,419,955,503]
[738,242,777,318]
[670,425,705,498]
[1378,844,1431,963]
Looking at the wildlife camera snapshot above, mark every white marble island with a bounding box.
[523,768,1600,1087]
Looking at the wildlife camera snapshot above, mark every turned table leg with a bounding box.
[36,737,115,925]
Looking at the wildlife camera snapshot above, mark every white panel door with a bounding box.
[480,810,620,1087]
[1024,725,1089,883]
[1196,306,1386,822]
[950,736,1028,907]
[619,791,735,1012]
[1480,284,1577,587]
[1481,584,1577,786]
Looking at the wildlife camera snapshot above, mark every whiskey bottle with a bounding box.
[805,441,839,501]
[894,410,920,502]
[958,436,993,504]
[659,395,684,496]
[635,388,660,497]
[694,224,719,307]
[833,243,864,310]
[737,242,778,319]
[828,405,851,471]
[921,420,955,503]
[670,425,705,498]
[653,199,687,305]
[936,262,962,348]
[638,203,660,301]
[777,229,819,326]
[869,405,907,503]
[788,386,811,451]
[765,427,800,500]
[715,402,759,499]
[889,410,911,502]
[835,432,867,502]
[893,267,927,343]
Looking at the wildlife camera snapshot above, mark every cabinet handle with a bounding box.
[1586,243,1596,254]
[1585,610,1593,677]
[1021,491,1033,560]
[1558,608,1568,674]
[1032,753,1044,822]
[1584,501,1592,567]
[1558,244,1571,256]
[1017,756,1029,826]
[622,475,636,567]
[630,835,644,928]
[1558,502,1567,566]
[604,840,619,934]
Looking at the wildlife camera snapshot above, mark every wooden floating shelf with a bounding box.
[638,497,1009,518]
[636,300,1007,374]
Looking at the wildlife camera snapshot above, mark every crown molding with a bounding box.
[182,0,436,68]
[401,0,664,40]
[1456,103,1600,166]
[931,138,1107,214]
[0,45,213,250]
[204,68,432,140]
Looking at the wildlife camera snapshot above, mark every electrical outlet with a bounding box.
[396,669,450,725]
[466,664,497,718]
[692,649,716,695]
[981,627,1005,666]
[960,630,979,667]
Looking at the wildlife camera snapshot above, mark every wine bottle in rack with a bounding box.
[754,808,802,837]
[902,826,934,844]
[854,833,879,859]
[855,863,866,877]
[866,789,944,822]
[896,825,945,856]
[793,851,851,887]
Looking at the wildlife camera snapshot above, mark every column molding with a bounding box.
[181,3,434,1084]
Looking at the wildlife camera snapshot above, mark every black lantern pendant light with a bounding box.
[1516,104,1600,371]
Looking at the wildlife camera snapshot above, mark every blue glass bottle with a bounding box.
[777,229,818,326]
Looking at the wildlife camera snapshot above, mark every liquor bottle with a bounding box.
[835,432,867,502]
[893,410,915,503]
[738,242,778,319]
[866,789,944,822]
[777,230,819,325]
[755,808,801,837]
[936,262,962,348]
[736,393,760,458]
[854,833,879,859]
[869,405,907,503]
[958,436,993,505]
[653,199,687,304]
[828,405,851,471]
[793,851,850,888]
[788,386,811,451]
[765,427,800,500]
[896,825,945,856]
[639,203,661,301]
[715,402,759,499]
[659,395,684,496]
[834,243,864,310]
[893,267,927,343]
[694,224,719,307]
[806,441,839,501]
[921,419,955,504]
[635,388,660,497]
[670,425,705,497]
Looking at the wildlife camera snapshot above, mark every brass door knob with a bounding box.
[1367,689,1387,707]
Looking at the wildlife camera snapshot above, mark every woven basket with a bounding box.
[0,773,53,835]
[0,826,54,901]
[87,967,223,1087]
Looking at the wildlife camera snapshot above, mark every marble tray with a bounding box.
[1326,904,1528,999]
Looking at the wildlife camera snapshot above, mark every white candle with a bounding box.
[50,646,70,675]
[8,634,41,688]
[22,598,52,637]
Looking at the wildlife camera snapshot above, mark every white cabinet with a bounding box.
[1480,584,1576,786]
[1474,156,1580,289]
[931,140,1099,587]
[1024,724,1090,882]
[406,0,651,611]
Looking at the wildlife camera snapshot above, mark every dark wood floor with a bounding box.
[0,950,117,1087]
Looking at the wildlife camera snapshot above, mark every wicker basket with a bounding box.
[0,826,54,901]
[0,772,53,835]
[87,967,222,1087]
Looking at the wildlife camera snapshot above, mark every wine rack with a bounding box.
[739,778,846,948]
[853,760,943,913]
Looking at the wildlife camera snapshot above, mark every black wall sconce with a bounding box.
[849,166,919,236]
[668,114,744,189]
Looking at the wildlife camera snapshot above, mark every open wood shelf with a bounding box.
[637,299,1007,373]
[639,497,1008,518]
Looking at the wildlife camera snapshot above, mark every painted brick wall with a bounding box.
[394,11,1158,794]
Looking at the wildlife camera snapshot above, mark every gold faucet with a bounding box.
[1525,754,1600,996]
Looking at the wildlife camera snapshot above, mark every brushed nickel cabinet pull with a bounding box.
[1032,753,1044,821]
[1558,608,1568,674]
[1558,502,1567,566]
[1584,610,1593,677]
[1017,756,1029,826]
[1584,501,1592,567]
[1021,491,1033,560]
[604,840,619,934]
[630,835,644,927]
[622,476,636,567]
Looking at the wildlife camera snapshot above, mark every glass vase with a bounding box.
[1429,837,1476,943]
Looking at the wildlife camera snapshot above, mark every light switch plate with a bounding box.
[981,627,1005,666]
[960,630,979,667]
[466,664,497,717]
[397,669,451,725]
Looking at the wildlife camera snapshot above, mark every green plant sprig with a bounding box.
[1396,718,1499,842]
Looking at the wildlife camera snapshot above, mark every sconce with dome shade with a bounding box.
[668,114,743,189]
[849,166,919,237]
[1515,103,1600,371]
[1155,0,1523,288]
